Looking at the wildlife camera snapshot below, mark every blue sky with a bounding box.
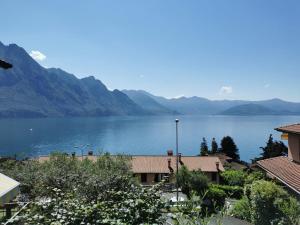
[1,0,300,101]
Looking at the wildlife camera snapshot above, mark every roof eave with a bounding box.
[257,162,300,195]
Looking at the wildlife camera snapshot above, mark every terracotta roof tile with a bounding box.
[131,156,224,173]
[257,156,300,194]
[275,123,300,135]
[38,155,224,173]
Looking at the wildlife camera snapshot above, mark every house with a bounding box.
[38,150,225,185]
[131,153,224,185]
[257,123,300,195]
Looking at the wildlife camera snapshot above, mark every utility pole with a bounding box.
[175,119,179,202]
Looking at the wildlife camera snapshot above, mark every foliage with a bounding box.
[1,153,167,224]
[220,136,240,160]
[211,138,218,154]
[230,196,251,222]
[8,184,166,225]
[221,170,246,187]
[244,171,265,184]
[210,184,243,199]
[256,134,288,161]
[232,180,300,225]
[200,137,209,156]
[206,186,226,208]
[171,193,224,225]
[177,166,209,197]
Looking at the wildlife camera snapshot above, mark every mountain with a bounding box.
[0,42,147,118]
[122,90,178,115]
[133,90,300,116]
[220,104,277,115]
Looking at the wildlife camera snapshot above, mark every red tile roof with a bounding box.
[257,156,300,194]
[131,155,224,173]
[38,155,224,173]
[275,123,300,135]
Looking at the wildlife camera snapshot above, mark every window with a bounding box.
[141,173,147,183]
[154,173,159,182]
[212,172,217,182]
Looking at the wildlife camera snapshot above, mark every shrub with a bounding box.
[250,180,300,225]
[245,171,265,184]
[221,170,246,187]
[206,185,226,209]
[211,184,243,199]
[177,166,209,197]
[2,153,168,224]
[230,196,251,222]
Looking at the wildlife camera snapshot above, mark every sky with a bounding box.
[1,0,300,101]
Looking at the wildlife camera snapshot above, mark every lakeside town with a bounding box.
[0,63,299,225]
[1,1,300,224]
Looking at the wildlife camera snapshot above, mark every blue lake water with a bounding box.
[0,115,299,161]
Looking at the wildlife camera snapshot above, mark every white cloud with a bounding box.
[29,50,46,61]
[264,83,270,88]
[219,86,233,95]
[139,74,145,78]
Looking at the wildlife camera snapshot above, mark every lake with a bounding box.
[0,115,299,161]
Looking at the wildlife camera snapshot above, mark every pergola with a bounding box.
[0,173,20,207]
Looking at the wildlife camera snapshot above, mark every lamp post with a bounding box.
[175,118,179,202]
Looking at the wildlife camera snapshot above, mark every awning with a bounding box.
[0,173,20,206]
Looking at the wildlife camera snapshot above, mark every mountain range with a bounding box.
[0,42,300,118]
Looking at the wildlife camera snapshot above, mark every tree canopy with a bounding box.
[220,136,240,160]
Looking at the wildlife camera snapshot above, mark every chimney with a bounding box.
[216,162,220,171]
[88,151,93,156]
[167,150,173,156]
[168,158,174,173]
[179,153,184,165]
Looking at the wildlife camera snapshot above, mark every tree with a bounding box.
[221,170,246,187]
[200,137,209,156]
[211,138,218,154]
[177,166,208,197]
[220,136,240,160]
[231,180,300,225]
[259,134,288,160]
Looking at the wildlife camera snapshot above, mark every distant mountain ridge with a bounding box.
[123,90,300,116]
[0,42,299,118]
[0,42,147,117]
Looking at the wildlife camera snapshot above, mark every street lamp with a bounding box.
[175,119,179,202]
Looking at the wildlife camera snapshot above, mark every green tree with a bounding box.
[220,136,240,160]
[211,138,218,154]
[259,134,288,160]
[231,180,300,225]
[200,137,209,156]
[221,170,246,187]
[177,165,192,197]
[177,166,209,197]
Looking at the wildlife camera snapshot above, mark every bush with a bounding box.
[221,170,246,187]
[211,184,243,199]
[250,180,300,225]
[230,196,251,222]
[245,171,265,184]
[206,185,226,209]
[231,181,300,225]
[1,153,168,224]
[177,166,209,197]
